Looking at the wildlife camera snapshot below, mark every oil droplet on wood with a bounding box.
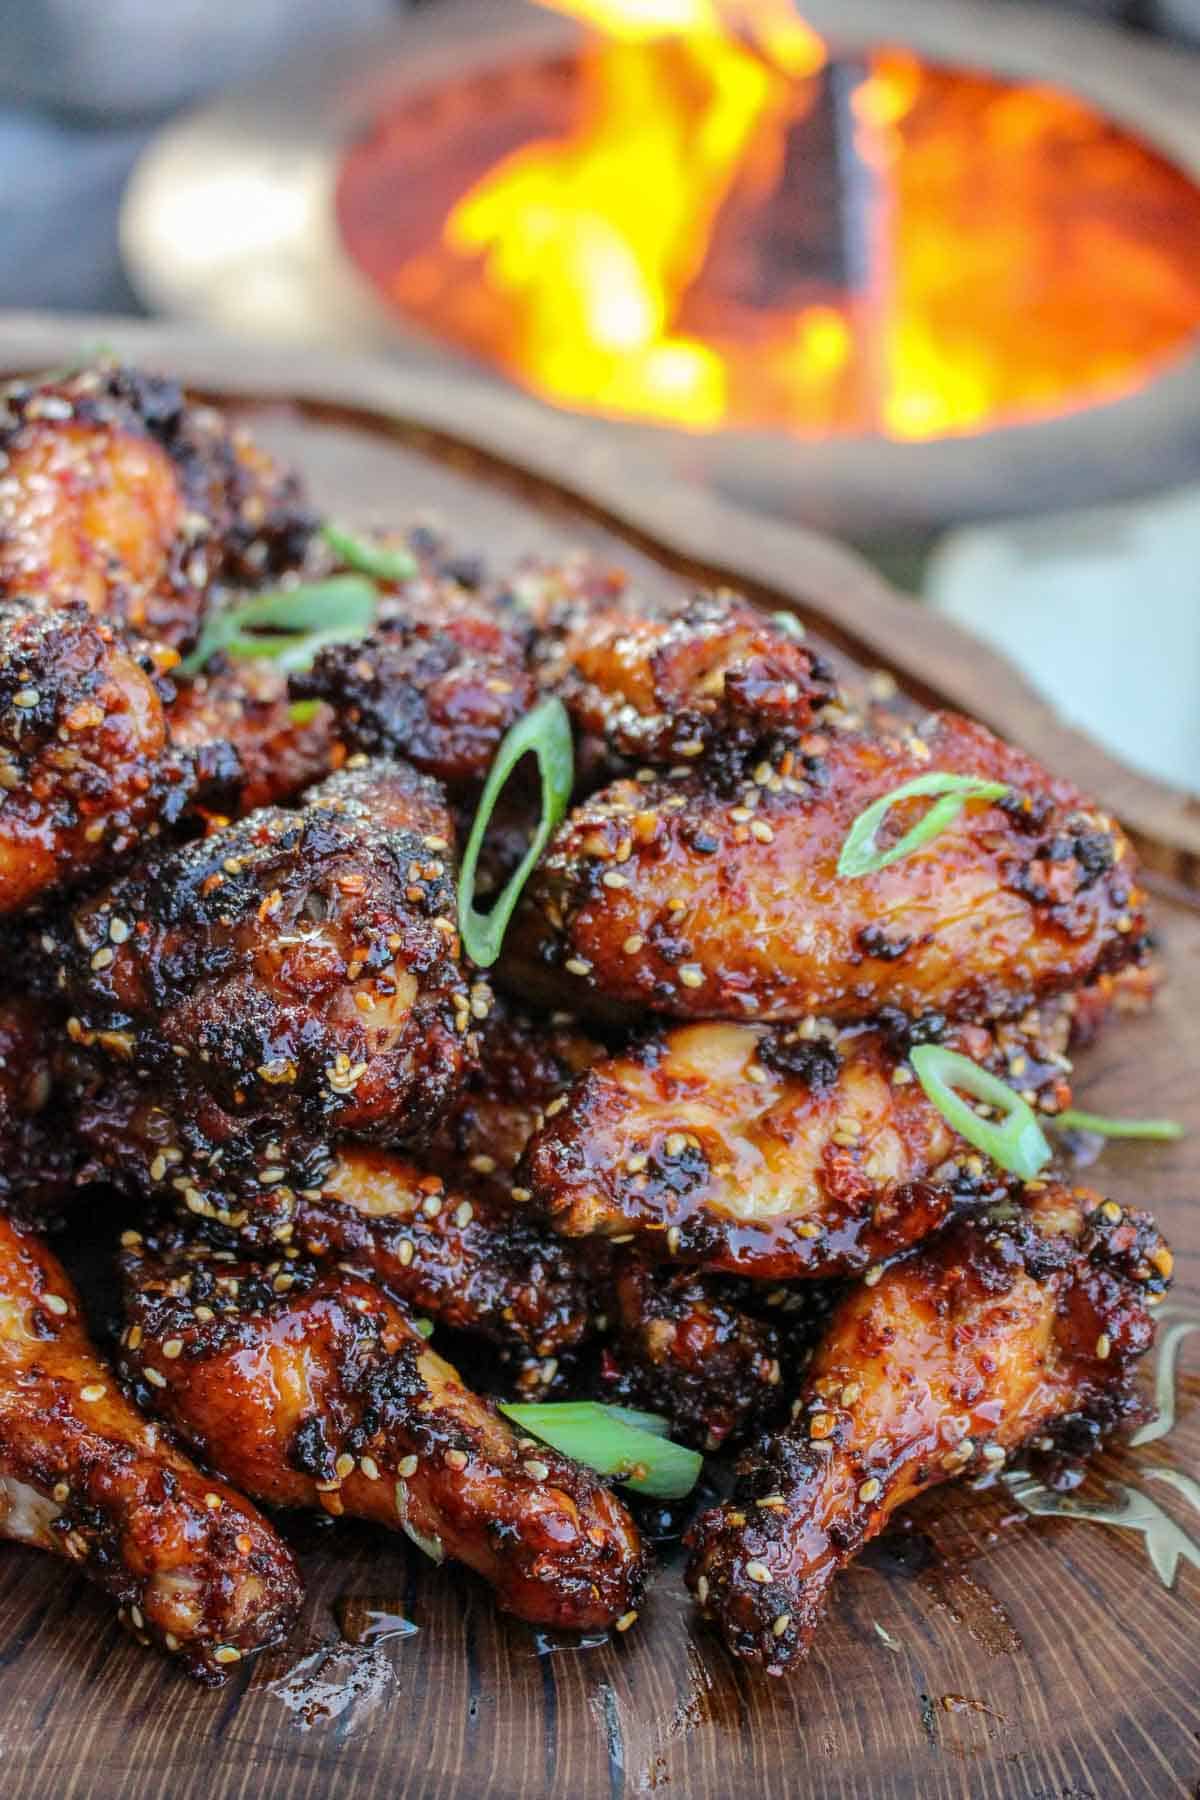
[336,1596,420,1647]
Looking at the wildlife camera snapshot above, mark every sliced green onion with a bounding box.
[498,1401,702,1500]
[458,696,574,969]
[287,698,322,727]
[1055,1109,1184,1142]
[181,575,377,675]
[909,1044,1051,1181]
[322,522,417,584]
[837,771,1009,878]
[771,610,806,639]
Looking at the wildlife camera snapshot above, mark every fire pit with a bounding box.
[122,0,1200,531]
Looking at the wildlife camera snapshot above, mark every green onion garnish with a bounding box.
[322,522,417,585]
[1054,1109,1184,1142]
[287,698,322,727]
[498,1401,702,1499]
[837,772,1009,878]
[181,575,377,675]
[771,610,806,639]
[458,696,574,969]
[909,1045,1051,1181]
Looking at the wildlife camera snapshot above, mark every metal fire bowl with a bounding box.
[121,0,1200,535]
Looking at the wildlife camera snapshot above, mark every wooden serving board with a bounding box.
[0,315,1196,1800]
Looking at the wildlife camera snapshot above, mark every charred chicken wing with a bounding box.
[685,1181,1171,1673]
[119,1233,646,1632]
[511,710,1144,1026]
[0,1213,301,1679]
[0,602,195,912]
[45,758,472,1144]
[0,363,311,649]
[522,1007,1086,1279]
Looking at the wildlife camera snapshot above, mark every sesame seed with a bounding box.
[622,934,644,955]
[602,871,629,889]
[625,1151,648,1174]
[665,1132,688,1158]
[90,946,114,971]
[564,958,592,978]
[810,1412,835,1440]
[615,1610,638,1632]
[445,1449,468,1471]
[161,1339,183,1360]
[771,1613,791,1638]
[470,1154,497,1175]
[397,1455,418,1478]
[982,1445,1006,1465]
[213,1646,241,1665]
[335,1454,356,1480]
[678,965,704,989]
[454,1201,474,1229]
[397,1239,415,1267]
[858,1478,882,1502]
[863,1265,883,1287]
[144,1367,167,1388]
[1095,1333,1112,1360]
[745,1561,772,1585]
[361,1456,380,1481]
[522,1458,550,1481]
[12,688,39,709]
[1101,1201,1123,1224]
[666,1227,681,1255]
[236,1535,253,1556]
[840,1382,862,1406]
[750,820,774,844]
[695,1575,709,1605]
[52,1482,69,1503]
[43,1294,68,1316]
[511,1187,532,1204]
[80,1384,106,1402]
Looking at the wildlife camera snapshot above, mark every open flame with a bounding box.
[343,0,1200,440]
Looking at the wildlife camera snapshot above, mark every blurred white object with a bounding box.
[926,488,1200,794]
[0,0,397,120]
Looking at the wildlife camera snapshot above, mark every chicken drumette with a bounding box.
[685,1180,1171,1673]
[509,711,1146,1026]
[0,1213,301,1679]
[0,362,312,650]
[119,1231,646,1632]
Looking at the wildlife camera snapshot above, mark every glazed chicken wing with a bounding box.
[0,1213,301,1680]
[44,758,472,1144]
[685,1181,1171,1673]
[119,1233,646,1632]
[510,711,1144,1026]
[0,363,312,649]
[0,602,198,913]
[538,589,837,772]
[522,1005,1085,1279]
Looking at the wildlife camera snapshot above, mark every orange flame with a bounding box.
[361,0,1200,440]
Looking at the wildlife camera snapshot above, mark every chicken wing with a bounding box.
[118,1232,646,1632]
[538,589,837,773]
[522,1006,1085,1279]
[0,602,198,913]
[43,758,473,1143]
[685,1180,1171,1673]
[0,1212,301,1679]
[0,363,312,649]
[509,711,1144,1026]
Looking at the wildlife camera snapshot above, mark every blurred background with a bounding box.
[4,0,1198,792]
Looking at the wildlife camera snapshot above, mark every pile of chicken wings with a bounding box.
[0,361,1172,1683]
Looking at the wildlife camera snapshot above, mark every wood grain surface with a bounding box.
[0,320,1195,1800]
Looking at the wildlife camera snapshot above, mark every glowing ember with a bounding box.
[337,2,1200,440]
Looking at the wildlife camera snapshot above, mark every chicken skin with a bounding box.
[539,589,837,773]
[119,1233,646,1632]
[0,363,312,649]
[294,586,535,799]
[685,1181,1171,1673]
[44,758,472,1144]
[168,659,336,815]
[510,711,1145,1027]
[522,1005,1086,1279]
[0,602,197,913]
[0,1213,301,1680]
